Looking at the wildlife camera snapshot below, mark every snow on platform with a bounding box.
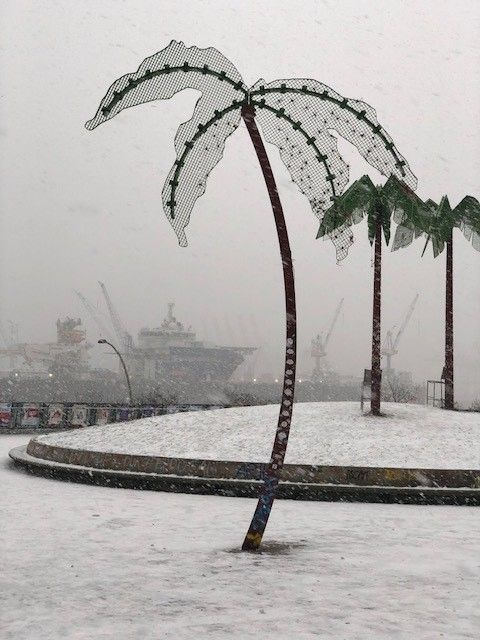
[38,402,480,469]
[2,434,479,640]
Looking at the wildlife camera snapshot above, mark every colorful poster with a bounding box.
[0,403,13,427]
[21,404,40,428]
[116,407,132,422]
[71,404,89,427]
[95,406,110,425]
[47,404,64,427]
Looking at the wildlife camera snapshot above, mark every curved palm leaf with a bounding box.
[455,195,480,252]
[394,194,480,257]
[86,40,247,246]
[249,79,416,260]
[317,174,425,260]
[250,79,416,189]
[316,175,375,260]
[250,79,349,220]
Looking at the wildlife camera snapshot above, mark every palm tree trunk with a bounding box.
[371,216,382,415]
[241,104,296,551]
[444,229,454,409]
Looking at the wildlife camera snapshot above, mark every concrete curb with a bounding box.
[9,445,480,506]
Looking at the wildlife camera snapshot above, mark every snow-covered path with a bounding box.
[2,434,479,639]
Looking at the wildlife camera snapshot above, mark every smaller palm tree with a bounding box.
[393,194,480,409]
[318,175,428,415]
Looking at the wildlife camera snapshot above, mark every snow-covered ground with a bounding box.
[2,433,480,639]
[39,402,480,469]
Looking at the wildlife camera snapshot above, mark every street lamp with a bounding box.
[98,339,133,405]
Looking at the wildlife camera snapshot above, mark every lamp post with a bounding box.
[98,339,133,405]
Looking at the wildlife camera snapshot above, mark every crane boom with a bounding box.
[392,293,419,352]
[325,298,344,348]
[98,281,133,352]
[75,290,113,340]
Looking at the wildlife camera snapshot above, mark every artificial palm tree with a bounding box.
[86,40,415,549]
[317,175,426,415]
[393,194,480,409]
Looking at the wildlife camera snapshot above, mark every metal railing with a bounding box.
[426,380,445,408]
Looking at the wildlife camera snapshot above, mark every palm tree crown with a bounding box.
[86,40,416,247]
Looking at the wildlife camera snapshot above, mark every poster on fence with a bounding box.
[116,406,132,422]
[71,404,89,427]
[47,404,64,427]
[95,406,110,425]
[0,403,12,427]
[21,404,40,428]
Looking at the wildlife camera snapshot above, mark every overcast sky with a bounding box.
[1,0,479,404]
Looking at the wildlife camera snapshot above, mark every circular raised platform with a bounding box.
[9,402,480,505]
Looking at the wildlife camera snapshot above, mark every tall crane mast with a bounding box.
[381,293,419,372]
[311,298,344,378]
[98,282,133,353]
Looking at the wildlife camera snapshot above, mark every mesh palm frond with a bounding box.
[250,78,416,259]
[394,194,480,258]
[454,195,480,252]
[317,175,425,261]
[386,176,433,251]
[250,79,416,188]
[86,40,247,246]
[250,79,349,223]
[316,175,375,260]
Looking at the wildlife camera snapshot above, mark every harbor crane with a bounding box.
[311,298,344,379]
[74,290,114,341]
[98,282,134,353]
[381,293,419,372]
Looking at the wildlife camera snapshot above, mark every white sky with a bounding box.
[0,0,479,404]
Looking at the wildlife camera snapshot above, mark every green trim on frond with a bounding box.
[101,65,248,116]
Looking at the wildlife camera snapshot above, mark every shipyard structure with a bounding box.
[0,302,255,404]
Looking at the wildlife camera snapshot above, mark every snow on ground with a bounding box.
[2,435,479,639]
[39,402,480,469]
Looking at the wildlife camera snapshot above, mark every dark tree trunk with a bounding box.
[241,104,297,551]
[444,229,454,409]
[371,216,382,415]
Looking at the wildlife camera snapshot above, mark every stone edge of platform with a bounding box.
[23,437,480,489]
[9,445,480,506]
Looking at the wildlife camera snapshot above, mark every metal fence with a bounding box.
[0,401,228,431]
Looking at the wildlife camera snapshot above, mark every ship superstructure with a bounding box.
[133,304,254,384]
